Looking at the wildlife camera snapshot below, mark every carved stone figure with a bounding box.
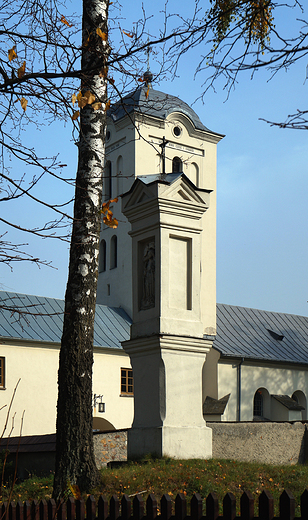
[140,241,155,310]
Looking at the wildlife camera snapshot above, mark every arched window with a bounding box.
[253,390,263,417]
[98,240,106,272]
[110,235,117,269]
[191,162,199,186]
[292,390,307,420]
[172,156,182,173]
[105,161,112,200]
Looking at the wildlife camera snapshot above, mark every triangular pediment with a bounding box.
[162,175,210,206]
[122,178,156,211]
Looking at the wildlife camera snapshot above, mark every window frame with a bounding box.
[120,367,133,396]
[0,357,5,389]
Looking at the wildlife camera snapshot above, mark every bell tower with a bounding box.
[96,81,223,335]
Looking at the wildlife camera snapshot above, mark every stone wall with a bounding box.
[208,422,308,465]
[93,423,308,466]
[93,430,127,468]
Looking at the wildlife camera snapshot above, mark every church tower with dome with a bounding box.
[96,77,223,338]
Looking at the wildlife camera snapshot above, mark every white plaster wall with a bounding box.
[0,341,134,437]
[218,361,308,421]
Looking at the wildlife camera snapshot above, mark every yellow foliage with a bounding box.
[84,90,96,104]
[8,46,17,61]
[72,93,77,105]
[20,97,27,111]
[72,110,80,120]
[67,482,81,500]
[92,102,102,110]
[17,61,26,79]
[96,28,108,41]
[101,198,119,229]
[145,86,150,99]
[123,30,134,38]
[60,16,73,27]
[104,100,111,112]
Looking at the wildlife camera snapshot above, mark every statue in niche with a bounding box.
[140,241,155,310]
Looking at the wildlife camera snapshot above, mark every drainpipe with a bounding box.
[237,358,245,421]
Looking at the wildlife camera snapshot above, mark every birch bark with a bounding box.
[53,0,109,498]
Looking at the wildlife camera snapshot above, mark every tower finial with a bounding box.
[143,38,153,87]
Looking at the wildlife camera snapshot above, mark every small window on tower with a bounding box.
[121,368,133,395]
[0,357,5,389]
[172,156,182,173]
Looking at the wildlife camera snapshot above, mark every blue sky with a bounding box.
[1,1,307,317]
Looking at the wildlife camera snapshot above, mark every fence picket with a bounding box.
[160,494,172,520]
[259,490,274,520]
[175,494,186,520]
[146,494,157,520]
[16,501,24,520]
[39,500,47,520]
[191,494,202,520]
[66,498,75,520]
[121,495,131,520]
[47,499,56,520]
[86,496,96,520]
[9,501,16,520]
[280,490,295,520]
[110,495,120,520]
[206,492,219,520]
[301,489,308,520]
[223,493,236,520]
[98,496,108,520]
[133,495,144,520]
[240,491,254,520]
[23,501,31,520]
[75,499,85,520]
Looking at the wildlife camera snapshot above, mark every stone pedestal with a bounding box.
[122,334,213,459]
[121,174,215,459]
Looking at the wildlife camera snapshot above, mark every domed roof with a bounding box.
[108,86,210,132]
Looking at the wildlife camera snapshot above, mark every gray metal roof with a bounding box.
[0,292,131,349]
[108,87,212,133]
[1,292,308,365]
[215,303,308,365]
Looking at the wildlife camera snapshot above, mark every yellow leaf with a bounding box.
[104,100,111,112]
[103,216,118,228]
[72,110,80,120]
[17,61,26,79]
[84,90,96,104]
[67,482,81,500]
[72,93,77,105]
[123,30,134,38]
[61,15,72,27]
[8,46,17,62]
[96,28,108,41]
[77,91,82,102]
[145,85,150,99]
[92,102,102,110]
[78,97,88,109]
[20,97,27,111]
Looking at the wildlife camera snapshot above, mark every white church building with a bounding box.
[1,81,308,456]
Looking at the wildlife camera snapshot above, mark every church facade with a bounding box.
[0,84,308,447]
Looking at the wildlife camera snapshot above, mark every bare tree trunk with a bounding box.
[53,0,109,499]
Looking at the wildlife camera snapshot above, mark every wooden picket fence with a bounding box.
[1,489,308,520]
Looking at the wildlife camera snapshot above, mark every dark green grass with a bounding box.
[2,459,308,515]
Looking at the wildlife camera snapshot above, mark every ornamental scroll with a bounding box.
[140,240,155,310]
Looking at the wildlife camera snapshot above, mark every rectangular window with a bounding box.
[121,368,133,395]
[0,357,5,388]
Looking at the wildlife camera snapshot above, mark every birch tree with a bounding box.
[52,0,110,497]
